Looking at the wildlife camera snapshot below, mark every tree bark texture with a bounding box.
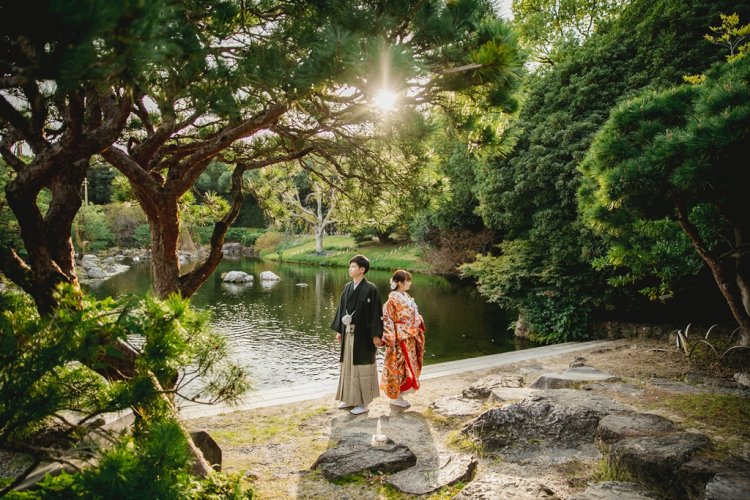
[674,197,750,345]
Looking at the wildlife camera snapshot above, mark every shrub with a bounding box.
[0,286,250,497]
[195,227,265,247]
[254,231,284,254]
[72,205,114,253]
[134,224,151,248]
[102,202,148,248]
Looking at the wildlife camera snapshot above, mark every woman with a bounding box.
[380,269,425,408]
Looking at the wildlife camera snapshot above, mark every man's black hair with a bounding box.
[349,254,370,273]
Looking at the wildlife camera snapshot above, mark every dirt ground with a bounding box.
[187,338,746,499]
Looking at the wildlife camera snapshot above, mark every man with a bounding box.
[331,255,383,415]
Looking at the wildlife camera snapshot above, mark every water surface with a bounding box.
[87,258,522,389]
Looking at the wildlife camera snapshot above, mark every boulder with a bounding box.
[488,387,535,404]
[221,271,254,283]
[453,473,559,499]
[222,242,243,255]
[596,413,676,446]
[609,433,712,498]
[568,481,660,499]
[528,366,620,389]
[259,271,281,281]
[705,472,750,500]
[462,390,628,451]
[428,396,483,418]
[103,263,129,277]
[386,453,477,495]
[86,267,107,279]
[311,433,416,480]
[463,374,525,399]
[678,455,750,499]
[190,431,222,471]
[734,372,750,389]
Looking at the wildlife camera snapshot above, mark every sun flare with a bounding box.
[372,89,397,111]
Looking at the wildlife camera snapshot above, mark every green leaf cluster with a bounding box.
[467,0,748,340]
[0,285,248,490]
[8,419,252,499]
[580,53,750,300]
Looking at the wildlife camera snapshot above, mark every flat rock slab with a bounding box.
[582,382,645,397]
[610,433,712,498]
[311,433,416,480]
[648,379,705,394]
[386,453,477,495]
[529,366,620,389]
[463,390,628,450]
[679,456,750,499]
[463,375,525,399]
[705,472,750,500]
[568,481,660,499]
[488,387,536,403]
[453,473,559,499]
[429,396,484,418]
[596,413,676,445]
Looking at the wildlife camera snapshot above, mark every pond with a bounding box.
[86,258,524,390]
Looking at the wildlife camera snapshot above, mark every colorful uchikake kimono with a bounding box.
[380,291,426,399]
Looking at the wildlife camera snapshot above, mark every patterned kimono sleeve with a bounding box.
[382,299,397,347]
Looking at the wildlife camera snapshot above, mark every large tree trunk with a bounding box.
[675,199,750,345]
[733,226,750,319]
[149,200,182,298]
[3,160,86,313]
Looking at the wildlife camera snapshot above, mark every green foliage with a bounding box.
[463,240,594,343]
[0,285,248,491]
[512,0,629,63]
[579,55,750,310]
[73,205,114,252]
[111,172,136,203]
[0,161,23,254]
[195,227,265,247]
[705,12,750,62]
[470,0,748,341]
[133,224,152,248]
[86,163,117,205]
[101,203,148,248]
[10,419,253,499]
[254,231,285,255]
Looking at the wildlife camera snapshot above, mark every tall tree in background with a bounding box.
[512,0,628,64]
[98,0,525,299]
[0,1,178,313]
[579,54,750,345]
[465,0,749,342]
[251,163,340,254]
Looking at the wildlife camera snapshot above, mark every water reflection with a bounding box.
[86,258,519,389]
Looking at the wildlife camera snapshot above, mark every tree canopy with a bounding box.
[579,54,750,343]
[463,0,749,342]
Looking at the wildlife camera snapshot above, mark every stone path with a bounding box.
[179,340,613,420]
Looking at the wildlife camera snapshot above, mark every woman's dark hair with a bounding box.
[391,269,412,284]
[349,254,370,273]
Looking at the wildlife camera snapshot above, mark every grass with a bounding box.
[208,406,327,446]
[262,235,430,272]
[446,430,486,457]
[640,392,750,456]
[590,457,633,482]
